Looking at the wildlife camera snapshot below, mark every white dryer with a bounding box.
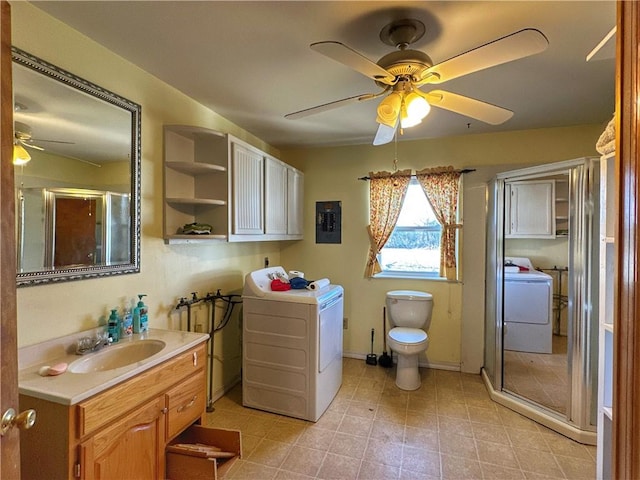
[503,257,553,354]
[242,266,343,421]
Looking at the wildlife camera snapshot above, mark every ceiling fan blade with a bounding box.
[285,92,379,120]
[19,139,44,151]
[311,41,396,85]
[425,29,549,85]
[31,138,75,145]
[373,121,398,146]
[426,90,513,125]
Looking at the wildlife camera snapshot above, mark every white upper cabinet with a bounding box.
[231,140,264,236]
[506,180,556,238]
[264,155,288,235]
[287,167,304,236]
[163,127,303,243]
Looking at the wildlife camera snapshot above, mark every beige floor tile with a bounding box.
[297,427,336,450]
[467,404,503,425]
[266,421,307,444]
[375,404,407,424]
[401,446,441,476]
[346,400,378,419]
[405,410,438,429]
[437,400,469,420]
[317,452,362,480]
[275,469,315,480]
[471,422,510,445]
[338,414,373,437]
[229,459,279,479]
[440,453,483,479]
[439,431,478,459]
[370,418,404,443]
[358,460,400,480]
[329,432,368,459]
[312,409,344,431]
[476,439,520,469]
[246,438,293,468]
[438,415,474,438]
[554,453,596,479]
[507,427,552,452]
[404,425,439,452]
[514,447,565,478]
[280,445,327,478]
[480,462,527,479]
[362,437,403,467]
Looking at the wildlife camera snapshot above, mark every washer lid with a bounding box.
[389,327,428,343]
[386,290,432,301]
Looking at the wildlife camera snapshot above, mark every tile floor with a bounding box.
[503,334,569,414]
[203,357,596,479]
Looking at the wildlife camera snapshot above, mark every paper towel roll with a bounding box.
[307,278,330,291]
[289,270,305,278]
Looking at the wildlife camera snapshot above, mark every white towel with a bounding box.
[289,270,305,278]
[307,278,330,291]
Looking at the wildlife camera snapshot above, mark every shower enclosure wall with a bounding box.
[483,157,599,444]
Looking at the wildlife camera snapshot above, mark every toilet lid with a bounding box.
[388,327,428,344]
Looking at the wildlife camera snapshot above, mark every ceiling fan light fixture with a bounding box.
[405,92,430,121]
[376,91,402,127]
[13,143,31,165]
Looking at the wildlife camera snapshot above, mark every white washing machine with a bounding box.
[242,266,343,422]
[504,257,553,354]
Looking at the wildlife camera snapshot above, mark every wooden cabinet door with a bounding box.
[231,141,263,235]
[80,396,165,480]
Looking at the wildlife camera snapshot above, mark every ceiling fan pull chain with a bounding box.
[393,131,398,171]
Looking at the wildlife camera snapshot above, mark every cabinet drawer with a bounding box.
[77,342,207,438]
[166,425,242,480]
[166,371,206,440]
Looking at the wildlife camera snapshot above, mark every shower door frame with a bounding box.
[482,157,599,445]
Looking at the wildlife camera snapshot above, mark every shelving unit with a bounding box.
[597,150,615,480]
[163,126,229,243]
[554,177,570,237]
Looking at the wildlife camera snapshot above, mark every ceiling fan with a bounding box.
[285,19,549,145]
[14,121,75,152]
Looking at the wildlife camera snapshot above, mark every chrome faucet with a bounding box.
[75,331,109,355]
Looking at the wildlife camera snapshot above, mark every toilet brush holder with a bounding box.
[366,328,378,365]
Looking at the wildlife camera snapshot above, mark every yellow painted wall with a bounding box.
[280,125,602,368]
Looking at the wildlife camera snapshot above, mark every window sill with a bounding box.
[373,272,459,282]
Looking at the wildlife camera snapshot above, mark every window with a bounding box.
[378,177,442,276]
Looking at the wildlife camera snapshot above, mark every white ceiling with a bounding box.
[32,1,616,150]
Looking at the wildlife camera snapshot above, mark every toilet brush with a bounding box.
[366,328,378,365]
[378,307,393,368]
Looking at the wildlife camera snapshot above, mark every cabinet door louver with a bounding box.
[232,143,264,235]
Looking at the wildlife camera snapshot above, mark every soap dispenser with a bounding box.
[133,294,148,333]
[108,309,120,343]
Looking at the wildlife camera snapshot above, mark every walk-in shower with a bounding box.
[483,157,599,444]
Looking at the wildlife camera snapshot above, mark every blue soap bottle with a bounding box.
[133,294,148,333]
[108,309,120,343]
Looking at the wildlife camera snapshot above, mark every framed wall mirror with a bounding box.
[12,47,141,287]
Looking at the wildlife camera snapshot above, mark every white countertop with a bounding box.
[18,328,209,406]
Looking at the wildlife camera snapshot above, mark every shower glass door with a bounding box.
[484,157,599,440]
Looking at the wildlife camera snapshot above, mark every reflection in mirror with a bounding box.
[12,47,140,287]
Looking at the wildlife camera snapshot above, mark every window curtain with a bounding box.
[365,169,411,277]
[416,166,461,280]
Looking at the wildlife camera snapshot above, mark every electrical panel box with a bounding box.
[315,201,341,244]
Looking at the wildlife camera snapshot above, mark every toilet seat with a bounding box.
[388,327,428,346]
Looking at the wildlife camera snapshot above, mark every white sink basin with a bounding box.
[68,339,166,373]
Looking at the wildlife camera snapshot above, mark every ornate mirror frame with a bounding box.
[13,47,141,287]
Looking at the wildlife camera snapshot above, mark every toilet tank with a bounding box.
[386,290,433,329]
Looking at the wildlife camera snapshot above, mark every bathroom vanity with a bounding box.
[18,329,238,479]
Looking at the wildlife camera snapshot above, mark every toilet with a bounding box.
[386,290,433,390]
